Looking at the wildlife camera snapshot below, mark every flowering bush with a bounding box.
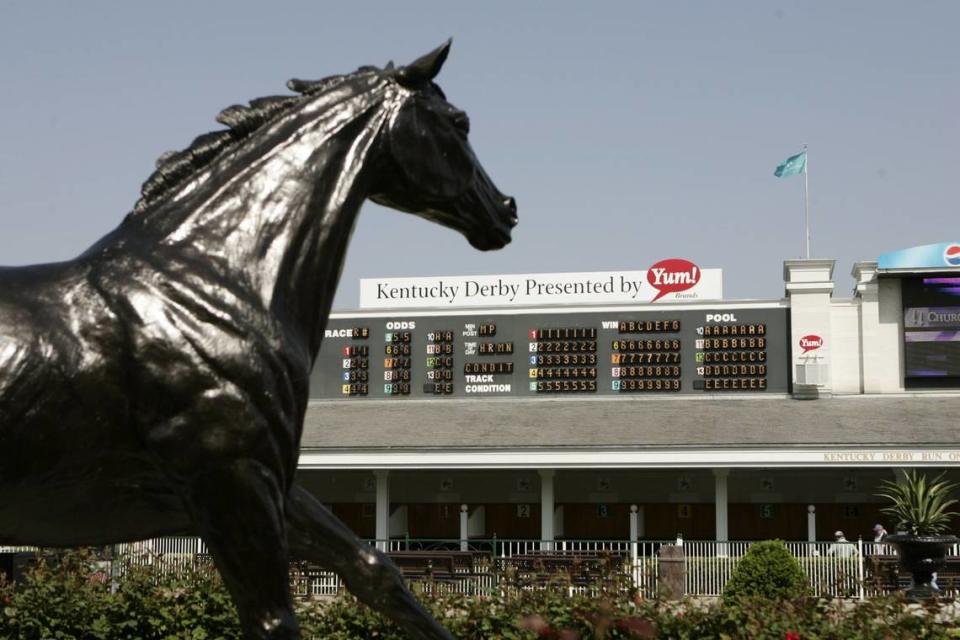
[0,548,240,639]
[2,549,959,639]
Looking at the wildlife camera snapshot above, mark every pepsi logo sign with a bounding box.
[799,335,823,354]
[647,259,701,302]
[945,244,960,267]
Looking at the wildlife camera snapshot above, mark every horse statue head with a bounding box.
[1,42,514,640]
[118,39,515,351]
[370,40,517,250]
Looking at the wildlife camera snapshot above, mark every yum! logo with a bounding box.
[799,335,823,354]
[647,259,701,302]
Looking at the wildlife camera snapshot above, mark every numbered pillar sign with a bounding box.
[597,503,610,518]
[516,503,531,519]
[760,504,774,519]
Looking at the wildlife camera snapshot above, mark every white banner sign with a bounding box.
[359,260,722,309]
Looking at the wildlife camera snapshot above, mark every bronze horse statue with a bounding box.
[0,41,516,639]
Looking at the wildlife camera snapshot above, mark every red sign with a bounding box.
[647,259,701,302]
[799,335,823,354]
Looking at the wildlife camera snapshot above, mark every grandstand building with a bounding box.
[296,244,960,545]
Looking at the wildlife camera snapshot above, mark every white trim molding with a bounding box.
[299,446,960,470]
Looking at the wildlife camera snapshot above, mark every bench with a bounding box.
[497,550,630,589]
[388,551,461,579]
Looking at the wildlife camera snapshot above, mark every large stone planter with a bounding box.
[885,534,958,600]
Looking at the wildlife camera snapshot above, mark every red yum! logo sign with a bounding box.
[647,259,701,302]
[799,335,823,354]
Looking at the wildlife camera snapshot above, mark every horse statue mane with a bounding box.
[135,71,353,214]
[0,40,516,640]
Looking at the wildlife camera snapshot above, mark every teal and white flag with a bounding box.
[774,151,806,178]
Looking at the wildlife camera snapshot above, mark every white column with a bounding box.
[629,504,639,565]
[539,469,555,549]
[374,470,390,551]
[713,468,729,542]
[459,504,469,552]
[807,504,816,543]
[854,261,904,393]
[784,259,836,398]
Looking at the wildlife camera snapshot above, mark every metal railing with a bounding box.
[679,540,866,598]
[115,536,209,566]
[376,537,886,599]
[290,562,343,597]
[4,537,956,600]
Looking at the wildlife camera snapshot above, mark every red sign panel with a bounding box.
[799,335,823,354]
[647,259,701,302]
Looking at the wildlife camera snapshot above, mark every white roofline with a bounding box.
[299,446,960,470]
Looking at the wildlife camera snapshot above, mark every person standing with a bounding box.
[827,530,858,557]
[872,523,889,554]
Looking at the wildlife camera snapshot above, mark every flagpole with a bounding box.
[803,144,810,259]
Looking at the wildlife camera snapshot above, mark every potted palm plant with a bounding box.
[877,470,959,599]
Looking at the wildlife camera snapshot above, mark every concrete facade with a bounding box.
[785,259,912,396]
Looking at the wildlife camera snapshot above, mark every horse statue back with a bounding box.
[0,40,516,640]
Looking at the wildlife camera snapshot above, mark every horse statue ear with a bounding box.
[396,39,451,87]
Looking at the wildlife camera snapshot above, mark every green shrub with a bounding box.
[7,548,960,639]
[0,549,241,640]
[0,549,112,640]
[722,540,809,601]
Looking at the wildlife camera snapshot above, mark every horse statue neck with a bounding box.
[115,74,393,356]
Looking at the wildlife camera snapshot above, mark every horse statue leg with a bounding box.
[285,483,456,640]
[186,459,300,640]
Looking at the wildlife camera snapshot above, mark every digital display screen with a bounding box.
[903,277,960,387]
[312,305,789,399]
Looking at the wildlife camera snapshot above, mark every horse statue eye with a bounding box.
[452,112,470,136]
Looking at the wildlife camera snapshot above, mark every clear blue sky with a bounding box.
[1,2,956,306]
